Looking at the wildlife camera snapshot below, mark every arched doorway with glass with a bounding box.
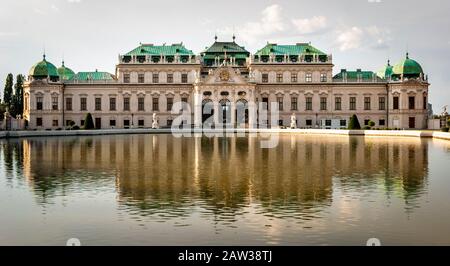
[202,98,214,127]
[235,99,249,128]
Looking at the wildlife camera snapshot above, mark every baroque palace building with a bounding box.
[23,37,430,129]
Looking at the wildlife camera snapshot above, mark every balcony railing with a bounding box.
[119,54,201,64]
[249,54,333,64]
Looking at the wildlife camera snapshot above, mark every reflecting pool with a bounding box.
[1,134,450,245]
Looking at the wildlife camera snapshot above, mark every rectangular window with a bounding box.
[123,97,130,111]
[138,97,145,111]
[409,96,415,110]
[320,73,327,82]
[276,73,283,83]
[423,96,427,110]
[306,119,312,127]
[291,97,298,111]
[167,73,173,83]
[95,118,101,129]
[181,73,188,83]
[379,97,386,110]
[262,73,268,83]
[52,119,58,127]
[393,96,399,110]
[306,73,312,83]
[350,97,356,111]
[123,73,130,83]
[124,119,130,128]
[110,98,116,111]
[36,97,43,110]
[167,120,173,127]
[152,97,159,111]
[262,97,269,110]
[325,120,332,127]
[335,97,342,111]
[80,97,87,111]
[291,73,298,83]
[110,120,116,127]
[152,73,159,83]
[167,98,173,111]
[52,96,58,110]
[81,120,84,127]
[181,97,188,103]
[138,120,144,127]
[379,119,386,126]
[277,97,283,111]
[340,120,347,127]
[364,97,371,110]
[36,117,43,127]
[364,120,370,126]
[306,97,313,111]
[138,73,144,83]
[95,97,101,111]
[320,97,327,111]
[65,98,72,111]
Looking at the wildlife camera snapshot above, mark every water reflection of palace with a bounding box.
[1,134,430,218]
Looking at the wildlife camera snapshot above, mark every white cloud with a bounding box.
[336,27,364,51]
[68,0,82,3]
[335,26,390,51]
[218,4,286,45]
[291,16,328,35]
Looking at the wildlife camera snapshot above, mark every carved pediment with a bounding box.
[204,66,248,85]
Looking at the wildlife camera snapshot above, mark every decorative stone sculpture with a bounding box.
[290,113,297,129]
[152,113,159,129]
[442,105,448,116]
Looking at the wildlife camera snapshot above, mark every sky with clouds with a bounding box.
[1,0,449,112]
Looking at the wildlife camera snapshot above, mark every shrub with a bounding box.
[72,125,80,130]
[348,115,361,130]
[363,126,371,130]
[69,120,76,127]
[447,119,450,127]
[368,120,376,128]
[82,113,95,130]
[442,127,449,132]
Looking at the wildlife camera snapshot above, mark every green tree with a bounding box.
[14,74,25,116]
[348,114,361,130]
[83,113,95,129]
[3,74,13,110]
[447,118,450,128]
[10,74,24,117]
[0,102,7,120]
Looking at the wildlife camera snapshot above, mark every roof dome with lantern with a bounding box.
[57,60,75,80]
[29,54,59,81]
[392,53,424,78]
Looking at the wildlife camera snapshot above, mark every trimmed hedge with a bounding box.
[83,113,95,130]
[348,115,361,130]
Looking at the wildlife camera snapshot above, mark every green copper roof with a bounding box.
[376,60,394,79]
[255,43,326,56]
[392,53,423,76]
[333,69,379,81]
[125,43,194,56]
[71,71,115,81]
[29,55,59,78]
[202,41,249,54]
[57,61,75,80]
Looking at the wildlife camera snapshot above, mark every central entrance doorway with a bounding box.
[219,99,231,127]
